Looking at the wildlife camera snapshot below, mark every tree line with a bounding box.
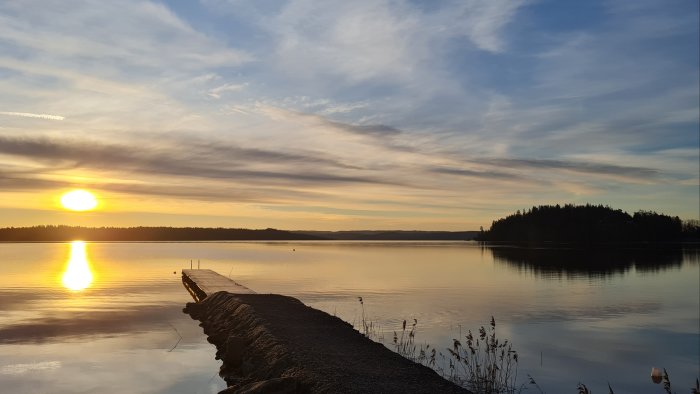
[0,226,477,241]
[476,204,699,244]
[0,226,322,242]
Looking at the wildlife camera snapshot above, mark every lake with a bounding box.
[0,241,697,393]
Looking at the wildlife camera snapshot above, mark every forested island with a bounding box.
[477,204,700,244]
[0,226,476,242]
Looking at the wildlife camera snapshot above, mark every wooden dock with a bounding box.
[181,269,255,302]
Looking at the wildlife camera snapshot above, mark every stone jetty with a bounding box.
[182,269,469,394]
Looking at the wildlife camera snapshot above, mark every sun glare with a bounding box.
[62,241,94,291]
[60,190,98,211]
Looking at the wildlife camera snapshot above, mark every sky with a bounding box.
[0,0,698,230]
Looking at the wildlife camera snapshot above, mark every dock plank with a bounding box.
[182,269,255,302]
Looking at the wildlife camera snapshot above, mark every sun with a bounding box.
[60,190,98,211]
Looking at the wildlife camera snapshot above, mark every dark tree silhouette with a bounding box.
[0,226,322,242]
[476,204,691,244]
[0,226,477,242]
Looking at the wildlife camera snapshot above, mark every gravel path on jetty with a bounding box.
[185,292,469,394]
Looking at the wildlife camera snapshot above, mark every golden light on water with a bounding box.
[60,190,98,211]
[62,241,93,291]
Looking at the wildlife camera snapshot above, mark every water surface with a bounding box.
[0,241,697,393]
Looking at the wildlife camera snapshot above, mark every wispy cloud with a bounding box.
[454,0,527,53]
[207,82,247,98]
[429,166,522,181]
[475,158,660,181]
[326,121,403,137]
[0,134,382,185]
[0,0,696,228]
[0,111,64,120]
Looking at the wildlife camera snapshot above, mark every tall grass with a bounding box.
[357,298,521,392]
[391,318,435,365]
[351,298,698,393]
[446,317,520,393]
[388,314,522,393]
[356,297,382,340]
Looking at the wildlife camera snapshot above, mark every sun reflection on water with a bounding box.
[62,241,93,291]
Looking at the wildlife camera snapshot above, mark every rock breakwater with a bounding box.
[185,292,468,394]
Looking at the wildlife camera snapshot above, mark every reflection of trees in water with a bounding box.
[487,245,695,278]
[682,248,700,264]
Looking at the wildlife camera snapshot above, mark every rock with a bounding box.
[219,377,301,394]
[224,336,247,367]
[185,292,469,394]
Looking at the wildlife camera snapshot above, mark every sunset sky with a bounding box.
[0,0,698,230]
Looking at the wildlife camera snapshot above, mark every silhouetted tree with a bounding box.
[477,204,691,244]
[682,219,700,239]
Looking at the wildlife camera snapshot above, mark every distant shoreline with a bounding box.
[0,226,478,242]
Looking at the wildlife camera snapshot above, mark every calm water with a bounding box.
[0,242,697,393]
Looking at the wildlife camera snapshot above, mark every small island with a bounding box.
[476,204,699,244]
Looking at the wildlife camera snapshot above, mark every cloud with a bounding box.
[0,172,62,191]
[0,169,313,204]
[0,134,350,170]
[0,1,251,71]
[207,83,247,98]
[454,0,527,53]
[0,111,64,120]
[430,166,522,181]
[0,134,400,199]
[0,0,697,227]
[477,158,660,180]
[260,96,370,115]
[268,1,424,83]
[326,121,403,137]
[236,0,527,90]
